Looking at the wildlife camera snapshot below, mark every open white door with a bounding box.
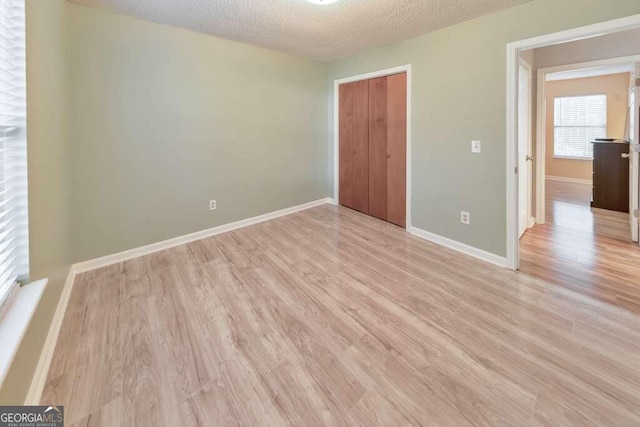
[518,61,532,238]
[631,65,640,243]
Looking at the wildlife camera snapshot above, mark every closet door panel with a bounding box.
[368,76,388,221]
[338,83,353,208]
[339,80,369,213]
[386,72,407,227]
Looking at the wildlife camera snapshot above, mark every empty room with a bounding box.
[1,0,640,426]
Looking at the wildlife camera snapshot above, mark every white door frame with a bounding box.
[632,63,640,242]
[518,58,534,235]
[333,64,413,229]
[534,54,640,226]
[506,13,640,270]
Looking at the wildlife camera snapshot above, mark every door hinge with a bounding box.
[632,144,640,153]
[636,78,640,87]
[635,209,639,218]
[514,166,518,174]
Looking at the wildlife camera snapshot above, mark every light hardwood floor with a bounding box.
[43,204,640,426]
[520,179,640,313]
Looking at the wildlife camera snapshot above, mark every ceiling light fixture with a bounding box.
[306,0,339,5]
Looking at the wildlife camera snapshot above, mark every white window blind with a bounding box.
[0,0,27,316]
[554,94,607,159]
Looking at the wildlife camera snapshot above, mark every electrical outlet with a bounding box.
[461,211,470,225]
[471,140,481,153]
[209,200,217,211]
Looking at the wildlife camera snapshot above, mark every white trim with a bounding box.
[24,271,76,405]
[24,197,333,404]
[528,217,536,228]
[547,63,635,81]
[74,198,332,273]
[535,67,546,225]
[0,279,48,389]
[23,201,505,403]
[507,15,640,51]
[409,226,507,268]
[546,175,593,185]
[539,54,640,76]
[507,42,519,270]
[518,58,533,238]
[506,13,640,270]
[632,64,640,244]
[333,64,412,229]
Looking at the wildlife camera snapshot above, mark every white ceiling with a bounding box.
[69,0,532,62]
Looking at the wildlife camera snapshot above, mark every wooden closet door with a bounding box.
[386,72,407,227]
[368,76,388,221]
[339,80,369,213]
[368,73,406,227]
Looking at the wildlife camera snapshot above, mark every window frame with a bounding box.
[552,93,608,161]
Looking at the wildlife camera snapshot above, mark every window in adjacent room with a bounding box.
[0,0,28,318]
[554,94,607,159]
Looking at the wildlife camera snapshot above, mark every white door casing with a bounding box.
[630,64,640,243]
[507,14,640,270]
[518,61,532,238]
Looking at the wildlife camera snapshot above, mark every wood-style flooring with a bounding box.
[520,179,640,313]
[43,204,640,426]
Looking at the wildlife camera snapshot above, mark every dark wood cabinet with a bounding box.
[591,141,629,213]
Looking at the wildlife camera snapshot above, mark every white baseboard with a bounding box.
[528,217,536,228]
[74,198,333,274]
[24,269,76,405]
[25,197,333,404]
[546,175,592,185]
[26,199,508,403]
[408,226,507,268]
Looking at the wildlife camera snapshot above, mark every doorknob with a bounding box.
[622,153,630,159]
[526,155,534,161]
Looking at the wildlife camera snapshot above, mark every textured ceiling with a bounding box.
[69,0,532,62]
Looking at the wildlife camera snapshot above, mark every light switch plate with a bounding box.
[471,140,481,153]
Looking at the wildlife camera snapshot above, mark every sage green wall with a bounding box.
[4,0,640,404]
[68,4,329,262]
[328,0,640,257]
[0,0,72,404]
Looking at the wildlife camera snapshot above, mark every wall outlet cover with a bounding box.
[209,200,217,211]
[461,211,470,225]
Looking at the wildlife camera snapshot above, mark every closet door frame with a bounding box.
[333,64,412,229]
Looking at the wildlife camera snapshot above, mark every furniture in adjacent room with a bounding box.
[591,140,630,213]
[338,72,407,227]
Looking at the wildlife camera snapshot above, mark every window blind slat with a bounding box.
[554,94,607,159]
[0,0,27,315]
[0,240,14,257]
[0,265,17,292]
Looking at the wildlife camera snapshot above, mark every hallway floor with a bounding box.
[520,179,640,313]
